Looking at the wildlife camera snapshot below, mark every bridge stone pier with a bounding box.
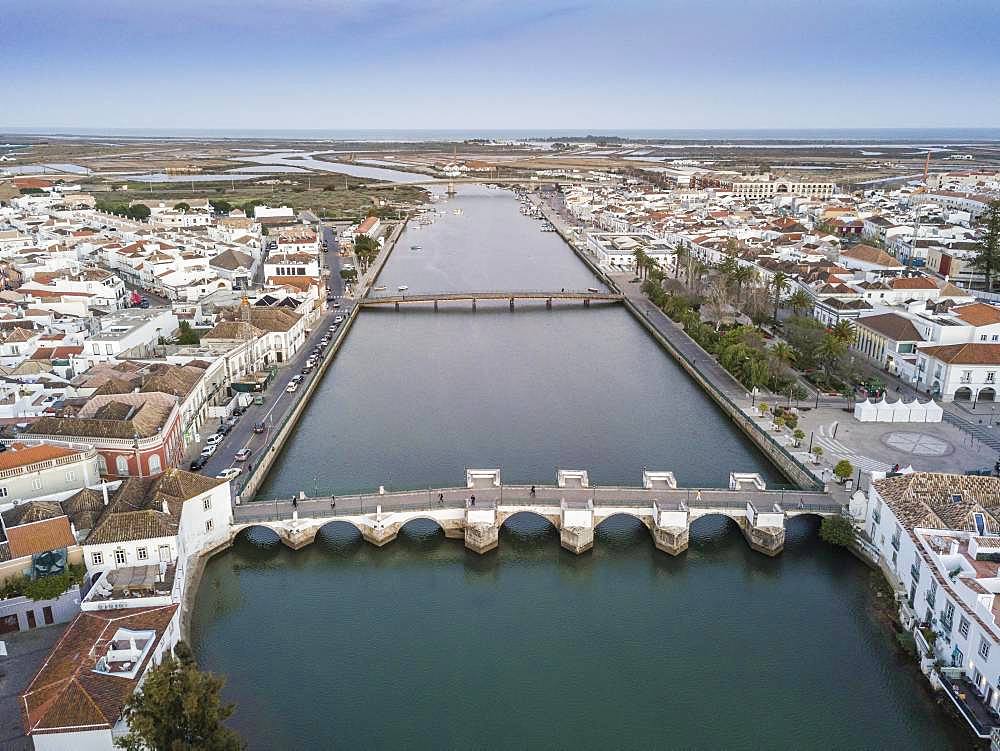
[232,469,841,558]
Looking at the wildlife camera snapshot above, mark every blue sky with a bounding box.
[2,0,998,129]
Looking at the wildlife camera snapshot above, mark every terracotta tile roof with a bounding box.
[202,320,264,341]
[890,277,938,290]
[873,473,1000,532]
[62,488,105,531]
[954,302,1000,327]
[840,244,903,268]
[918,343,1000,365]
[856,313,924,342]
[6,516,76,558]
[84,469,224,545]
[2,500,64,528]
[0,442,81,472]
[21,605,178,736]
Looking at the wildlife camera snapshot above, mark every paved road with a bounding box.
[196,305,351,484]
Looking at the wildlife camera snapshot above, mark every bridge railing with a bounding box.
[361,289,618,300]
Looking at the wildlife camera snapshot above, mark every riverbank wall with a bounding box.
[236,216,408,503]
[537,197,821,492]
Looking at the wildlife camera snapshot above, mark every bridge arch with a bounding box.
[397,516,447,534]
[315,519,364,546]
[235,524,283,549]
[688,512,745,546]
[595,511,654,531]
[595,512,654,547]
[500,510,559,542]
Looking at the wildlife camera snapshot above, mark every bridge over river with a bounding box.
[358,289,623,310]
[233,470,841,557]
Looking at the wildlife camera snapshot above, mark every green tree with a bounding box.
[125,203,151,221]
[787,289,812,316]
[833,459,854,483]
[792,428,805,447]
[771,271,789,321]
[830,320,855,344]
[176,321,200,345]
[970,200,1000,290]
[730,265,758,306]
[354,235,380,271]
[820,515,856,547]
[209,199,232,215]
[811,445,824,464]
[173,202,191,213]
[816,333,847,378]
[116,643,243,751]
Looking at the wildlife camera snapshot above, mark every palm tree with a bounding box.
[830,320,855,344]
[731,265,758,306]
[770,341,795,367]
[771,271,790,322]
[673,245,689,282]
[787,289,812,316]
[633,248,649,280]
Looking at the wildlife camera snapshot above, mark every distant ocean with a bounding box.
[2,127,1000,143]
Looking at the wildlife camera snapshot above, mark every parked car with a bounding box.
[252,421,266,434]
[286,382,299,393]
[200,444,218,458]
[334,315,344,324]
[217,468,242,481]
[205,433,224,446]
[190,457,206,471]
[332,300,341,308]
[217,424,232,437]
[301,365,313,375]
[234,448,252,462]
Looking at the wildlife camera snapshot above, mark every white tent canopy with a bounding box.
[907,399,928,423]
[891,399,912,422]
[854,399,878,422]
[875,397,894,422]
[924,399,944,423]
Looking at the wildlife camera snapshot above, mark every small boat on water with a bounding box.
[411,245,422,251]
[397,285,409,292]
[374,285,387,292]
[453,208,463,215]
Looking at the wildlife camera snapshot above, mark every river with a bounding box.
[193,186,966,749]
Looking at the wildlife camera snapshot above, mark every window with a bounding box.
[0,487,7,498]
[42,606,53,625]
[116,456,129,476]
[203,496,212,511]
[989,372,997,384]
[981,335,988,342]
[147,454,162,475]
[943,601,956,631]
[114,549,127,565]
[136,547,148,561]
[980,639,991,660]
[205,519,214,533]
[31,479,43,491]
[92,551,103,566]
[960,616,971,638]
[105,344,113,354]
[65,470,76,482]
[994,335,1000,342]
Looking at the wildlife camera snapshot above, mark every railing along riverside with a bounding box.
[625,297,824,492]
[364,289,619,299]
[230,308,358,499]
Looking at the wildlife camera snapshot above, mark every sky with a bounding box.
[2,0,999,130]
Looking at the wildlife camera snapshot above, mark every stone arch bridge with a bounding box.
[232,470,840,557]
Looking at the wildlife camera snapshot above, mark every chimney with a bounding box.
[161,500,169,514]
[101,481,109,506]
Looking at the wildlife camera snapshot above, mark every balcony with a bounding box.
[939,676,1000,740]
[910,563,921,583]
[926,590,936,609]
[891,534,901,551]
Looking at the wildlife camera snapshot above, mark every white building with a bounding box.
[859,473,1000,740]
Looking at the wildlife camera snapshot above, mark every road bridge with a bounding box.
[358,289,624,311]
[362,176,611,190]
[232,469,841,557]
